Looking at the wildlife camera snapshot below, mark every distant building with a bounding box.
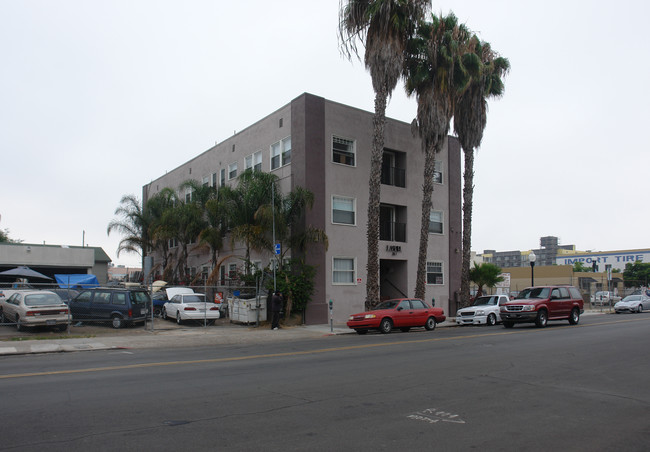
[0,243,111,284]
[480,236,575,268]
[555,249,650,272]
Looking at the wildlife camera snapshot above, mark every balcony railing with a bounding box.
[381,165,406,188]
[380,221,406,242]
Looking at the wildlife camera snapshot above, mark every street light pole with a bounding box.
[529,251,537,287]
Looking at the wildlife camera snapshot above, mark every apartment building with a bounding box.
[143,93,462,324]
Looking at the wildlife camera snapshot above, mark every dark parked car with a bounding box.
[69,287,150,328]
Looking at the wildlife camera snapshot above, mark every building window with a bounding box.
[202,176,209,187]
[220,168,226,187]
[211,172,217,187]
[433,161,443,184]
[332,136,355,166]
[228,162,238,180]
[245,152,262,171]
[429,210,443,234]
[426,261,444,285]
[333,257,355,284]
[228,263,237,278]
[254,151,262,171]
[332,196,355,225]
[271,136,291,170]
[185,188,192,203]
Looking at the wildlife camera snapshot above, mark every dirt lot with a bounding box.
[0,316,264,341]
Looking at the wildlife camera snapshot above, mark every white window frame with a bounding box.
[332,195,356,226]
[333,257,356,285]
[271,136,291,170]
[426,261,444,285]
[220,168,226,187]
[433,160,443,184]
[228,162,238,180]
[429,210,443,234]
[332,136,356,166]
[246,151,263,172]
[253,151,262,171]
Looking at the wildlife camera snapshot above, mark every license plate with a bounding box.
[46,320,56,325]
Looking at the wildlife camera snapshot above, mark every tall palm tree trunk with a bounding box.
[460,147,475,307]
[366,88,387,310]
[414,144,437,300]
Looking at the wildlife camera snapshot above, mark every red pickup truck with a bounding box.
[500,286,584,328]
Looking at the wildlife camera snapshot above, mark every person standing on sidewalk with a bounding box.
[271,291,283,330]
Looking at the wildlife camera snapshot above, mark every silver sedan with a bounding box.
[614,294,650,314]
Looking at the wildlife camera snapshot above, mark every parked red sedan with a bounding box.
[347,298,446,334]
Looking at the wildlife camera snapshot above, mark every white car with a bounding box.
[614,294,650,314]
[456,294,509,326]
[0,290,69,331]
[591,291,621,306]
[162,292,220,325]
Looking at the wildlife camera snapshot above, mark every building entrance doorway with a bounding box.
[380,259,408,301]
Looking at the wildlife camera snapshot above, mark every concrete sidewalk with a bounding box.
[0,319,460,356]
[0,310,607,356]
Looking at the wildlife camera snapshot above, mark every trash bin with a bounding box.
[228,296,267,324]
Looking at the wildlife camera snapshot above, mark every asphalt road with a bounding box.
[1,314,649,451]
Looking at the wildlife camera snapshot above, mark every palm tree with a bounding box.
[339,0,429,310]
[256,185,329,319]
[107,194,149,261]
[454,40,510,308]
[163,200,206,283]
[404,13,474,300]
[469,262,504,298]
[144,187,177,277]
[221,169,277,275]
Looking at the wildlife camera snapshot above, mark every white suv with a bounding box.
[456,295,509,326]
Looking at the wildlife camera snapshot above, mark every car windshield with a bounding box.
[373,300,400,310]
[623,295,640,302]
[24,293,63,306]
[515,288,550,299]
[473,296,498,306]
[182,294,206,303]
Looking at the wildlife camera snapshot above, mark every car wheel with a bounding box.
[111,315,123,329]
[400,327,411,333]
[16,315,24,332]
[355,329,368,335]
[569,308,580,325]
[379,318,392,334]
[57,323,67,332]
[162,307,168,320]
[535,310,548,328]
[487,313,497,326]
[503,321,514,329]
[176,312,183,325]
[153,306,162,317]
[637,305,643,313]
[424,317,436,331]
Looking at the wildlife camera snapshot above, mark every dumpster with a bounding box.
[228,295,267,324]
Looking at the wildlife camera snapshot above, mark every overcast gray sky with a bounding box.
[2,0,649,268]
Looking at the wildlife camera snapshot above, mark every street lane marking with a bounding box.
[1,316,647,380]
